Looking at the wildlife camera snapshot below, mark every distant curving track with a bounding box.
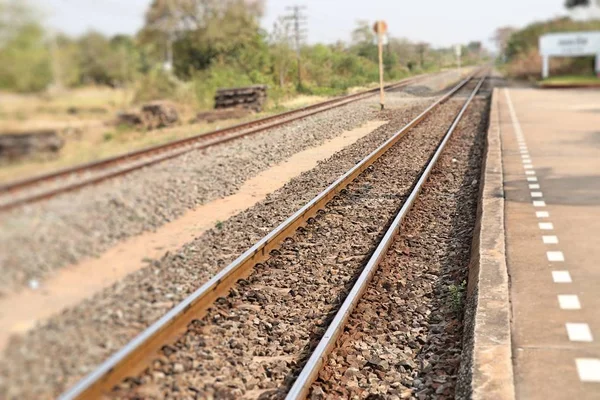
[0,74,429,212]
[58,68,487,400]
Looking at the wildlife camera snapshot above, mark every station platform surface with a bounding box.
[499,87,600,399]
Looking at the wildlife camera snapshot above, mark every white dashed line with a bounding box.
[558,295,581,310]
[524,164,534,169]
[539,222,554,230]
[566,323,593,342]
[533,200,546,207]
[529,184,540,189]
[576,359,600,382]
[552,271,572,283]
[543,235,559,244]
[547,251,565,262]
[527,177,538,182]
[536,211,549,218]
[531,192,543,198]
[526,170,536,175]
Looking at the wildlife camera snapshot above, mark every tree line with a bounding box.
[0,0,485,105]
[495,0,600,79]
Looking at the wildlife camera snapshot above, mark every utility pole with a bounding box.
[285,5,307,88]
[373,21,387,110]
[162,0,177,72]
[455,44,462,72]
[49,29,63,92]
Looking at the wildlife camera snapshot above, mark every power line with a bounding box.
[284,5,307,88]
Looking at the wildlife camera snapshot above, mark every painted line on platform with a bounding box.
[558,295,581,310]
[566,323,593,342]
[576,359,600,382]
[552,271,572,283]
[543,235,559,244]
[547,251,565,262]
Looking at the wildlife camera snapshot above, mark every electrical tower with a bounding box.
[285,5,307,88]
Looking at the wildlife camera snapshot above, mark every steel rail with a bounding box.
[285,74,487,400]
[58,71,479,400]
[0,74,428,212]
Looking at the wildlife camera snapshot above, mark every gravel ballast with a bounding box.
[106,97,470,399]
[0,92,470,399]
[0,72,461,294]
[310,98,489,399]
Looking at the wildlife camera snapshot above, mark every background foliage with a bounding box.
[0,0,485,107]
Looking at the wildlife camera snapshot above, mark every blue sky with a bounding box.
[36,0,570,48]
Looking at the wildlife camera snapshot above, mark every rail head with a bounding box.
[58,71,481,400]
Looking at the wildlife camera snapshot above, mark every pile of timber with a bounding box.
[214,85,267,112]
[0,130,64,162]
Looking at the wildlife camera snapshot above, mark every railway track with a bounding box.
[0,74,428,212]
[58,70,487,400]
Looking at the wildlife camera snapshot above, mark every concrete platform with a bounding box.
[499,88,600,399]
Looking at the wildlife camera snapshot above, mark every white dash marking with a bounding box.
[566,323,593,342]
[533,200,546,207]
[552,271,572,283]
[576,359,600,382]
[539,222,554,230]
[547,251,565,262]
[543,235,559,244]
[526,171,536,176]
[558,295,581,310]
[529,184,540,189]
[524,164,534,170]
[527,177,538,182]
[536,211,550,218]
[531,191,543,198]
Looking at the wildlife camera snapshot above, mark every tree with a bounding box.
[351,20,377,61]
[565,0,590,8]
[77,32,139,87]
[416,42,429,68]
[269,16,295,87]
[388,37,418,70]
[493,26,516,61]
[140,0,266,78]
[0,0,52,92]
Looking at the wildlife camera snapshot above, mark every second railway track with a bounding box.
[52,70,489,399]
[0,74,427,212]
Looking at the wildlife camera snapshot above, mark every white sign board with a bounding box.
[539,31,600,57]
[539,31,600,78]
[454,44,462,57]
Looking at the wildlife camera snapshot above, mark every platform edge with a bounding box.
[457,87,515,400]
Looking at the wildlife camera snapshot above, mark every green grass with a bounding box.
[539,75,600,86]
